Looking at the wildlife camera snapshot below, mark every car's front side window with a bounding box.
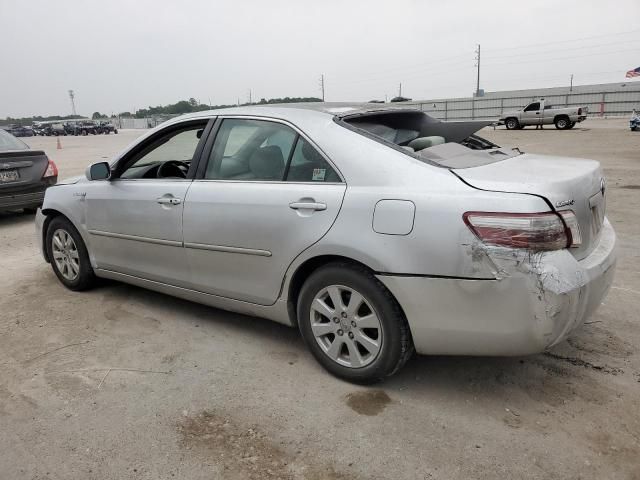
[524,102,540,112]
[119,125,204,179]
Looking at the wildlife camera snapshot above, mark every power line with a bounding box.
[484,47,639,66]
[485,38,639,60]
[485,28,640,53]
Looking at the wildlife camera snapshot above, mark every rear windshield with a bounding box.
[0,129,29,151]
[340,110,520,169]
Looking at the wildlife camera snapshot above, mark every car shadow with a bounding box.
[0,209,36,227]
[92,279,612,409]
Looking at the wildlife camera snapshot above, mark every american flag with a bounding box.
[626,66,640,78]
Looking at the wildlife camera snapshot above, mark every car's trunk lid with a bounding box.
[0,150,49,193]
[453,153,605,260]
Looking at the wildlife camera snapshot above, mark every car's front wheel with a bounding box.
[46,216,96,291]
[298,263,413,383]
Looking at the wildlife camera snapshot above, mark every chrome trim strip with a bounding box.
[184,242,272,257]
[88,229,182,247]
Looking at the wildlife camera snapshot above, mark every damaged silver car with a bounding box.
[35,103,616,383]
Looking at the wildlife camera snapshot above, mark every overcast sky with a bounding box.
[1,0,639,118]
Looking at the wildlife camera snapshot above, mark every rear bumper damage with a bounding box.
[378,219,616,356]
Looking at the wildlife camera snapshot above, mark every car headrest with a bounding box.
[407,136,446,151]
[249,146,284,180]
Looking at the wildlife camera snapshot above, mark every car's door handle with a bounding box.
[289,201,326,211]
[157,196,182,205]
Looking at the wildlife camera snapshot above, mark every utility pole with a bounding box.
[570,74,574,92]
[319,74,325,101]
[399,82,402,97]
[248,89,252,104]
[68,90,77,116]
[474,44,481,97]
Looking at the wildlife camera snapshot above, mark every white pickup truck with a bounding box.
[500,99,587,130]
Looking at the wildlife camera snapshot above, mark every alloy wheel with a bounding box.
[52,229,80,281]
[310,285,383,368]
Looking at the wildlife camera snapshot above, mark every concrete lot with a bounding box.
[1,120,639,479]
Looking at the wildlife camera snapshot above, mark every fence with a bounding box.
[407,87,640,121]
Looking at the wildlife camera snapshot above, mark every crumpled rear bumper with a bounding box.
[378,219,617,356]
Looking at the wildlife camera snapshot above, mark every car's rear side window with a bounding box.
[204,118,340,182]
[285,137,340,183]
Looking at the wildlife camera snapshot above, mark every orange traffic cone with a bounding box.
[56,137,62,150]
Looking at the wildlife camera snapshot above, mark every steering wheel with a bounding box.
[156,160,189,178]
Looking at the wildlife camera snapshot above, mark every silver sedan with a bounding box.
[35,103,617,383]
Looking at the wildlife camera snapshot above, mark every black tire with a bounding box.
[505,118,519,130]
[554,116,570,130]
[114,129,118,134]
[297,262,414,384]
[45,216,96,291]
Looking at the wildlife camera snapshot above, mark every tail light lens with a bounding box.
[578,108,582,115]
[463,211,570,251]
[43,158,58,178]
[558,210,582,247]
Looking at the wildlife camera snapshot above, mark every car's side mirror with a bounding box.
[86,161,111,181]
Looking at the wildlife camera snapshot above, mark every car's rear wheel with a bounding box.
[46,216,96,291]
[297,262,413,383]
[555,116,570,129]
[505,118,519,130]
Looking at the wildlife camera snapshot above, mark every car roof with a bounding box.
[175,102,422,122]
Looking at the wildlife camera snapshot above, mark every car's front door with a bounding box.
[522,101,541,125]
[85,120,210,286]
[182,117,346,305]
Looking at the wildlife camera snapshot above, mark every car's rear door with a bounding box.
[85,119,212,286]
[182,117,346,305]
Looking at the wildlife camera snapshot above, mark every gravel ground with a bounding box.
[1,120,639,480]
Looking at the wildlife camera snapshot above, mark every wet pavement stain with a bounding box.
[178,411,356,480]
[345,390,391,416]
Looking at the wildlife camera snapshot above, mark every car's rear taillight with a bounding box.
[463,211,570,251]
[578,108,582,115]
[43,158,58,178]
[558,210,582,247]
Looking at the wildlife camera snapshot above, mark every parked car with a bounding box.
[7,125,34,137]
[75,121,98,135]
[46,123,67,136]
[0,128,58,212]
[500,99,588,129]
[32,123,49,136]
[63,122,81,136]
[96,121,118,134]
[35,104,616,383]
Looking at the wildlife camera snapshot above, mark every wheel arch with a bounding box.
[553,114,570,123]
[41,208,88,264]
[285,254,406,328]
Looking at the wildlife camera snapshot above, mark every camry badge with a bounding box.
[556,199,575,208]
